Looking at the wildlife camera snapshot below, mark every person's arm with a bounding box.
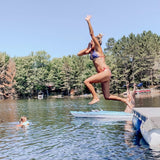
[126,83,130,96]
[16,123,24,127]
[133,83,136,92]
[77,43,92,56]
[85,15,102,52]
[77,48,90,56]
[132,83,136,96]
[16,124,22,127]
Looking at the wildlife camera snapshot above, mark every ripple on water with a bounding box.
[0,98,160,159]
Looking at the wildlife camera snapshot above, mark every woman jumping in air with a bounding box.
[78,15,132,108]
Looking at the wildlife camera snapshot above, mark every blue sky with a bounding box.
[1,0,160,59]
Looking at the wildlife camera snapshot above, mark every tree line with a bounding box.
[0,31,160,99]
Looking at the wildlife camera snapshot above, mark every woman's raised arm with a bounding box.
[85,15,101,49]
[77,43,92,56]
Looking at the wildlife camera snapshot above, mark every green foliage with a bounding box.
[104,31,160,90]
[14,51,51,97]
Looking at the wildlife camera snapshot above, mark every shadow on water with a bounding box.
[0,96,160,159]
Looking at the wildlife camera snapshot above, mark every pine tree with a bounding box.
[0,58,16,99]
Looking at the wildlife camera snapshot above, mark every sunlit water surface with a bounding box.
[0,96,160,160]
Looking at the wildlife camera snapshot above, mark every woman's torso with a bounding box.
[90,50,109,73]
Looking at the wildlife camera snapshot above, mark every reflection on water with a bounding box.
[136,94,160,107]
[0,96,160,160]
[0,100,18,122]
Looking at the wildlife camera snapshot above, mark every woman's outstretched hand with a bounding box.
[85,15,91,21]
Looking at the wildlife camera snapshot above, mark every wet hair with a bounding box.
[96,33,103,45]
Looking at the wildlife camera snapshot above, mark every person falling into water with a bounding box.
[77,15,133,109]
[124,83,136,113]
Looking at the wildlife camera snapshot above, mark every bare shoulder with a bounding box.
[95,47,103,55]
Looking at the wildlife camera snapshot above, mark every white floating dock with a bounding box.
[132,107,160,149]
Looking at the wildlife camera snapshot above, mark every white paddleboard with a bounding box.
[70,110,133,120]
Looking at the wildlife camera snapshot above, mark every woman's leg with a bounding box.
[101,81,133,108]
[84,71,109,104]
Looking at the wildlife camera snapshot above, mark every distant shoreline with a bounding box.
[0,89,160,101]
[49,90,160,99]
[122,89,160,99]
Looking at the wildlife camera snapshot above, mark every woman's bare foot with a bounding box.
[88,98,99,105]
[125,99,134,109]
[124,106,132,113]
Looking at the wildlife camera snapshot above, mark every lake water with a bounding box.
[0,95,160,160]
